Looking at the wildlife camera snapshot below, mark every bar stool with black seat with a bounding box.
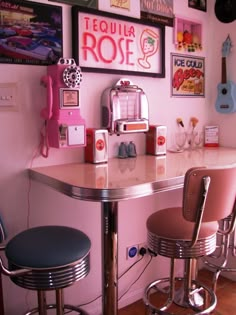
[202,211,236,293]
[143,165,236,315]
[0,225,91,315]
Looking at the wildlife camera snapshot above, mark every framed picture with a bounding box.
[72,6,165,78]
[140,0,174,27]
[98,0,140,18]
[171,53,205,97]
[49,0,98,9]
[0,0,62,66]
[188,0,207,12]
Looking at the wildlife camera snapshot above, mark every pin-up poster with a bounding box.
[171,53,205,97]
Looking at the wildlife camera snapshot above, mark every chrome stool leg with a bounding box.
[38,291,47,315]
[174,259,204,309]
[25,291,48,315]
[56,289,64,315]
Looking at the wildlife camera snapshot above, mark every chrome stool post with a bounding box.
[56,289,64,315]
[38,291,47,315]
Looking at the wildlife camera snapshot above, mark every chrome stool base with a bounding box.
[173,278,204,308]
[25,304,88,315]
[144,277,216,315]
[24,288,89,315]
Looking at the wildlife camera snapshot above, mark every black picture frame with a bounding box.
[72,6,165,78]
[0,0,63,65]
[49,0,98,9]
[188,0,207,12]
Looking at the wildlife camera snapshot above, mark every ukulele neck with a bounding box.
[221,57,227,84]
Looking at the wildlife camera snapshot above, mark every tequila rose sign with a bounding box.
[72,7,165,77]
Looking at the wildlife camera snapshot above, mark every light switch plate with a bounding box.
[0,83,17,110]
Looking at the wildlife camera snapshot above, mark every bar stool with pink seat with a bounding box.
[202,211,236,293]
[143,165,236,315]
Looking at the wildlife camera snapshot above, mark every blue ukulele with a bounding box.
[215,35,236,113]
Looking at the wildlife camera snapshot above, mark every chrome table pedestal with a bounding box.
[103,202,118,315]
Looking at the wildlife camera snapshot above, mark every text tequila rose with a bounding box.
[80,16,136,65]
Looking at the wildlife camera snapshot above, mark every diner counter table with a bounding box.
[29,147,236,315]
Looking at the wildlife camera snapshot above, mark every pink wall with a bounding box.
[0,0,235,314]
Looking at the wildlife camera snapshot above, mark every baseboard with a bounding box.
[118,286,144,309]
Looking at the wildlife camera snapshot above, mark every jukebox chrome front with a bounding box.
[101,79,149,135]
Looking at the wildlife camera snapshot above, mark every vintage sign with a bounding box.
[98,0,140,18]
[72,7,165,77]
[188,0,207,12]
[140,0,174,27]
[171,53,205,97]
[110,0,130,9]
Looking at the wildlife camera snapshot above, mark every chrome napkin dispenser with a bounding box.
[101,79,149,135]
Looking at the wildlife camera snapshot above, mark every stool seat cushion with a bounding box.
[5,226,91,269]
[147,207,219,241]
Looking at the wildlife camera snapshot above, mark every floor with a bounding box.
[118,269,236,315]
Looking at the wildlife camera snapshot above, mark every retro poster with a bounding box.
[171,53,205,97]
[0,0,62,65]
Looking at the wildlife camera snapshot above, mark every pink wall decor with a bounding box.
[174,16,202,53]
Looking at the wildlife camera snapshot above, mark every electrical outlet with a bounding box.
[126,245,139,260]
[126,243,148,260]
[138,242,148,256]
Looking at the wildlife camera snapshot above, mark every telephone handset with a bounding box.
[40,75,53,120]
[40,58,86,157]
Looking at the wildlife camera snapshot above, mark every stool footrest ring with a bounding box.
[25,303,89,315]
[144,277,217,315]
